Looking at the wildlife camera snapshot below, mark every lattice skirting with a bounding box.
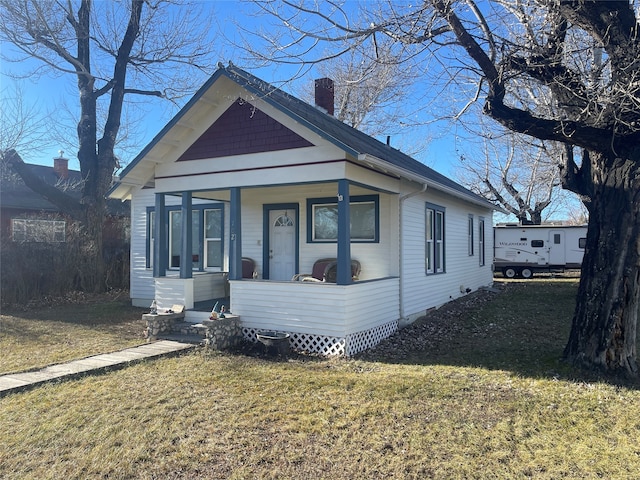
[242,320,398,357]
[345,320,398,356]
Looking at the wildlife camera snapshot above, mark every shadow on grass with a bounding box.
[355,278,640,390]
[2,297,146,327]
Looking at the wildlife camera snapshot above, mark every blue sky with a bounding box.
[1,0,469,179]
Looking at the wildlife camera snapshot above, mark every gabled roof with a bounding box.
[115,64,498,211]
[1,164,83,211]
[1,163,129,216]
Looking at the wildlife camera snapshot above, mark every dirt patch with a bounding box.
[356,284,507,362]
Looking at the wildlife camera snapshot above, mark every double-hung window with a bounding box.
[147,203,224,271]
[307,194,379,243]
[426,203,445,274]
[468,214,474,256]
[169,210,201,268]
[204,208,223,268]
[478,217,485,266]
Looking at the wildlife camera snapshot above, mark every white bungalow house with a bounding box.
[109,64,498,356]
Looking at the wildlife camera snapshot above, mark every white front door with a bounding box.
[269,210,296,280]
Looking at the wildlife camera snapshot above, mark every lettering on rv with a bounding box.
[498,241,528,247]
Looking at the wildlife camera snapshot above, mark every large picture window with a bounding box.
[307,195,379,243]
[147,203,224,271]
[426,203,445,274]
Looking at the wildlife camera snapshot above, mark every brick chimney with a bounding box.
[314,77,334,116]
[53,151,69,180]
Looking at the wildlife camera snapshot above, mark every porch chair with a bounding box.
[242,257,258,279]
[324,259,361,283]
[292,258,361,283]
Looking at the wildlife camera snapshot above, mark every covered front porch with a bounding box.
[149,176,402,355]
[230,277,399,356]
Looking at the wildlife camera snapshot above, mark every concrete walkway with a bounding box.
[0,340,195,396]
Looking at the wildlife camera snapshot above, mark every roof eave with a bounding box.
[358,154,505,213]
[118,68,231,180]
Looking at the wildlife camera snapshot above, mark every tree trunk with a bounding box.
[563,154,640,376]
[80,203,106,293]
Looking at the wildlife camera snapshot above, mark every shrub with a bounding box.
[0,216,129,307]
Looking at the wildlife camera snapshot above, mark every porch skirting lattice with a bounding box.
[242,319,398,357]
[345,320,398,356]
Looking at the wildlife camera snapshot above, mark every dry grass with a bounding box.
[0,293,147,374]
[1,279,640,479]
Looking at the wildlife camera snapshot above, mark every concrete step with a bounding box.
[170,322,208,337]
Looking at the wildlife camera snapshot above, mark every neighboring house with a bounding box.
[0,155,129,247]
[109,64,499,356]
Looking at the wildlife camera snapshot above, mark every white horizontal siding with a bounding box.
[154,272,227,310]
[130,171,496,339]
[193,272,227,300]
[155,276,194,310]
[130,189,156,305]
[130,189,226,305]
[241,185,397,281]
[400,187,494,322]
[231,278,399,337]
[344,278,400,334]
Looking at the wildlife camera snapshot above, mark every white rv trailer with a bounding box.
[494,224,587,278]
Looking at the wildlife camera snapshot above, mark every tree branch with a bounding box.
[558,143,593,203]
[3,149,86,221]
[123,88,164,97]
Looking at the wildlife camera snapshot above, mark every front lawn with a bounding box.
[0,291,147,374]
[1,279,639,479]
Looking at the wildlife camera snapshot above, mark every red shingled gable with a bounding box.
[177,98,314,161]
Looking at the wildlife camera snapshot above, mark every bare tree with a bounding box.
[318,47,413,127]
[0,84,50,161]
[245,0,640,376]
[458,130,566,224]
[0,0,217,292]
[299,47,432,157]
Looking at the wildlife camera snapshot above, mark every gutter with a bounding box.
[398,182,428,326]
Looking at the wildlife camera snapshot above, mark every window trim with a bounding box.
[146,203,224,271]
[203,208,224,269]
[306,194,379,243]
[146,208,155,269]
[478,217,485,266]
[426,202,445,275]
[11,218,66,243]
[468,214,474,256]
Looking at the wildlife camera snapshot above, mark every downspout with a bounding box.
[398,182,428,326]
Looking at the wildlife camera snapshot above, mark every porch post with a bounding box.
[153,193,167,277]
[229,187,243,280]
[180,191,193,279]
[337,179,351,285]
